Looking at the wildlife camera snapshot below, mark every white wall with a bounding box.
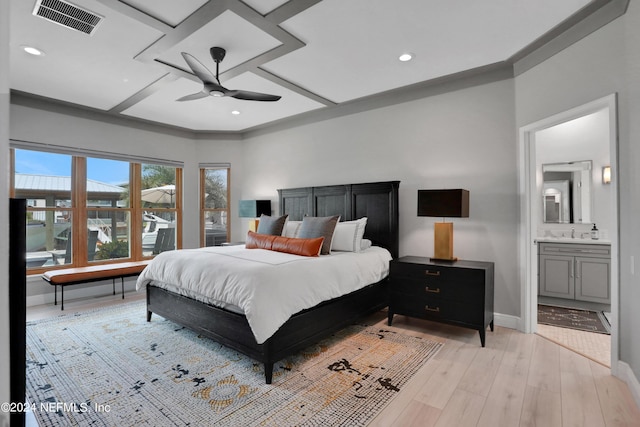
[0,0,11,424]
[535,108,612,237]
[239,79,521,318]
[515,1,640,383]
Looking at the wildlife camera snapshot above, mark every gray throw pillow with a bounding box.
[256,214,288,235]
[298,215,340,255]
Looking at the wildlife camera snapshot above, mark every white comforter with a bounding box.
[135,245,392,344]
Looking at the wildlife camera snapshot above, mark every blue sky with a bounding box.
[15,150,130,185]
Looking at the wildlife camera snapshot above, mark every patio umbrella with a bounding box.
[141,184,176,205]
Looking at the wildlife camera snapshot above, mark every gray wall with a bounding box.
[234,79,520,319]
[515,1,640,380]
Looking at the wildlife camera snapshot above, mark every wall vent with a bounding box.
[33,0,103,35]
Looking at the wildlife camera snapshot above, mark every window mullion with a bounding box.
[130,163,142,260]
[73,156,88,266]
[176,167,183,250]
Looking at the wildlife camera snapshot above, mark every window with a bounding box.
[200,167,229,247]
[13,150,74,269]
[11,147,182,272]
[141,163,180,256]
[87,157,131,261]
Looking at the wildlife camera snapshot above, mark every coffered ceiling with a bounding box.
[9,0,609,133]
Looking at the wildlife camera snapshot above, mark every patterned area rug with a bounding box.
[26,301,442,426]
[538,304,611,334]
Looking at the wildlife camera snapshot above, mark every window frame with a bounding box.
[11,148,183,274]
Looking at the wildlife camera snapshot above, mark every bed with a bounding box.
[139,180,399,384]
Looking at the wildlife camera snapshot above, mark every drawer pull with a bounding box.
[425,270,441,276]
[425,286,441,293]
[425,305,440,313]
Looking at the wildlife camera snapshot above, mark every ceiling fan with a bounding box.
[177,47,281,102]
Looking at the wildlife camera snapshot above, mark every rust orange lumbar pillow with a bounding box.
[246,231,324,257]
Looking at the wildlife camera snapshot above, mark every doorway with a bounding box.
[518,94,619,372]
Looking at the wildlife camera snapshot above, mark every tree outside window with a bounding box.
[201,167,229,247]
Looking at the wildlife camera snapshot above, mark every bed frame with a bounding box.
[146,180,400,383]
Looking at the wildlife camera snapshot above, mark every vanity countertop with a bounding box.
[535,237,611,245]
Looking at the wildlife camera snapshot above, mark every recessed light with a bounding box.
[21,45,45,56]
[398,53,414,62]
[231,110,241,115]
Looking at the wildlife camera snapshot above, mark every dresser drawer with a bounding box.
[391,296,484,326]
[390,262,484,284]
[389,275,485,302]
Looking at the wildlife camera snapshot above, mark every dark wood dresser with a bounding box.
[388,256,494,347]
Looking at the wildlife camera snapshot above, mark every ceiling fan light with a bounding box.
[231,110,241,115]
[210,90,224,97]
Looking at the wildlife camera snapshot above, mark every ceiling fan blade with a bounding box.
[227,90,282,102]
[176,92,209,102]
[181,52,218,86]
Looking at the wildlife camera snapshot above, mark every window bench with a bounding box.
[42,260,151,310]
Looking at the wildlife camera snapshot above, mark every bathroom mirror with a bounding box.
[542,160,592,224]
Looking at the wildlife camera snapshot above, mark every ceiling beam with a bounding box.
[252,68,335,106]
[109,73,179,114]
[95,0,173,33]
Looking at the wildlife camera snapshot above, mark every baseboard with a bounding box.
[617,361,640,410]
[494,312,520,330]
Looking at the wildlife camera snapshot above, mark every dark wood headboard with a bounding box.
[278,181,400,258]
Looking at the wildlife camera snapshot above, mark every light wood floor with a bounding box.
[26,293,640,427]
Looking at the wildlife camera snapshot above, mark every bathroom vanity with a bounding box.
[537,239,611,304]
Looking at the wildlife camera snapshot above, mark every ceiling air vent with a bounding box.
[32,0,103,35]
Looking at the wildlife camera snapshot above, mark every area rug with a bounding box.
[538,304,611,334]
[26,301,442,427]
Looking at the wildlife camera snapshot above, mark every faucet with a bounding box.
[571,227,575,238]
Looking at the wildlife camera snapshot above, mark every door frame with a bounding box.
[517,93,619,373]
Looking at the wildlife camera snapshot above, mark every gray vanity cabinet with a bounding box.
[538,242,610,304]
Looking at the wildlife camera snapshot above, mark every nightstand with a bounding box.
[388,256,494,347]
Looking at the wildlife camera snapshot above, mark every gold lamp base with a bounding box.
[431,222,457,262]
[248,219,260,233]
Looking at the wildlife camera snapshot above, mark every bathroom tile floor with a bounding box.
[536,322,611,367]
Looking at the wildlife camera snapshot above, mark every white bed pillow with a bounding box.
[360,238,372,251]
[283,220,302,238]
[331,217,368,252]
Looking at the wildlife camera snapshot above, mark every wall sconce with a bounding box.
[417,189,469,262]
[239,200,271,232]
[602,166,611,184]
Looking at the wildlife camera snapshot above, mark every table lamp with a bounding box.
[417,189,469,261]
[239,200,272,232]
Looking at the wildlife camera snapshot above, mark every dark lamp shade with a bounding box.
[239,200,271,218]
[417,189,469,218]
